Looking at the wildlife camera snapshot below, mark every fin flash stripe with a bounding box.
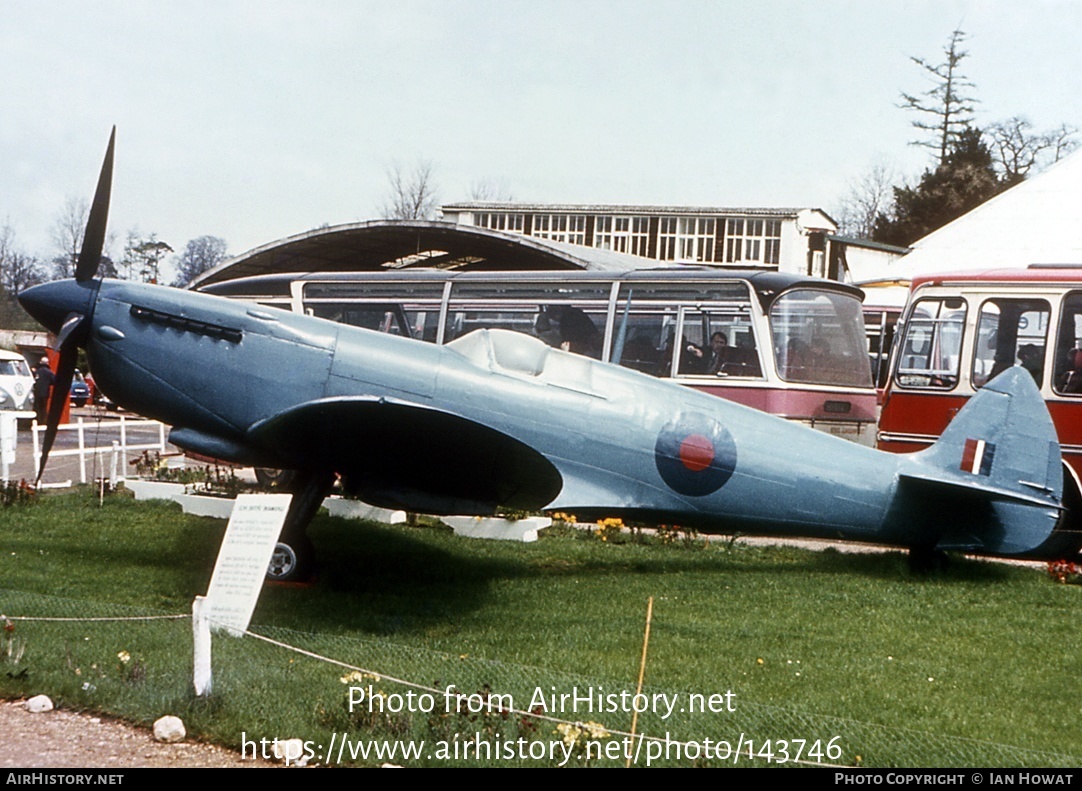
[961,438,995,476]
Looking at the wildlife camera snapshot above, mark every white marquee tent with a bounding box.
[896,147,1082,279]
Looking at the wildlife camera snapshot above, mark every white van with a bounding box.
[0,350,35,412]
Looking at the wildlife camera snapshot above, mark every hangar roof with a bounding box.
[190,219,658,288]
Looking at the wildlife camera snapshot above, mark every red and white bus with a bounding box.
[877,265,1082,559]
[201,268,879,444]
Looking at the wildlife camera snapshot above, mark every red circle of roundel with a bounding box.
[679,434,714,472]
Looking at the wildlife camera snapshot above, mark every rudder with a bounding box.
[899,366,1062,555]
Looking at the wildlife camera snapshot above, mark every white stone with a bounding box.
[442,515,551,542]
[23,694,53,713]
[122,479,185,501]
[174,493,236,518]
[273,738,309,766]
[323,497,407,524]
[153,715,186,743]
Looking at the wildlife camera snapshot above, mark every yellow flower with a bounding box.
[339,670,380,684]
[583,721,610,740]
[117,651,131,664]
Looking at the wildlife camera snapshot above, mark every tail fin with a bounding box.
[898,365,1062,555]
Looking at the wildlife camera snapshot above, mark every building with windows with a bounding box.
[439,202,840,277]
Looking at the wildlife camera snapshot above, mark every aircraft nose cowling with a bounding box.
[19,280,99,335]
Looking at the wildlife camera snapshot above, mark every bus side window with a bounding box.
[971,298,1050,388]
[674,310,762,378]
[610,311,678,376]
[1054,292,1082,395]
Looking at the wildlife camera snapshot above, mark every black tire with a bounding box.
[73,398,87,408]
[266,537,315,582]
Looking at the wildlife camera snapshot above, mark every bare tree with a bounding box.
[50,196,89,279]
[1048,122,1080,163]
[986,117,1074,184]
[0,223,12,276]
[380,160,439,220]
[0,222,44,328]
[173,235,228,287]
[900,28,978,166]
[986,117,1080,185]
[467,178,515,202]
[120,230,173,283]
[835,161,900,238]
[0,223,42,298]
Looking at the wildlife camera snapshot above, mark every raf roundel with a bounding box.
[654,413,737,497]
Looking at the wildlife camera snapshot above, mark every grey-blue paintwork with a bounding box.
[20,273,1070,560]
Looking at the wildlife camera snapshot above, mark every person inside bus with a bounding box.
[1017,344,1044,385]
[661,327,707,376]
[619,332,659,373]
[732,336,762,377]
[707,332,731,374]
[783,338,811,380]
[1056,347,1082,393]
[808,336,832,373]
[553,305,602,359]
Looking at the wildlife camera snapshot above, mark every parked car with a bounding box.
[70,369,91,407]
[84,373,118,410]
[0,350,34,412]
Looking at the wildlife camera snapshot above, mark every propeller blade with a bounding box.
[53,312,85,351]
[75,126,115,283]
[35,340,79,485]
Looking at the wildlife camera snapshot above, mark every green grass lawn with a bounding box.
[0,488,1078,767]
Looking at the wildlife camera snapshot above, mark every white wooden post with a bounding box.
[192,596,212,696]
[110,440,120,485]
[0,413,16,484]
[77,418,86,484]
[31,421,39,477]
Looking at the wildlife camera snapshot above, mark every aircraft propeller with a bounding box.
[35,127,115,484]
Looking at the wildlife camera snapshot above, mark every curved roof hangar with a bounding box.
[190,219,657,288]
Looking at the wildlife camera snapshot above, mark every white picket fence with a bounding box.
[29,415,168,485]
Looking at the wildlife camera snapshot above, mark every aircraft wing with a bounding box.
[245,396,563,515]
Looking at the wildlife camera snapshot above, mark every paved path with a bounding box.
[4,408,173,487]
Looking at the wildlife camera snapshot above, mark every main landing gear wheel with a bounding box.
[263,469,335,583]
[267,539,313,582]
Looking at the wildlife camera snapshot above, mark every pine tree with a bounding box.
[872,127,1004,246]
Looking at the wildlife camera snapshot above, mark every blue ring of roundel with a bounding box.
[654,412,737,497]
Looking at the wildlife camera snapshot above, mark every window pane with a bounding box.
[971,298,1050,388]
[894,298,966,389]
[771,290,873,387]
[1053,292,1082,395]
[674,310,762,378]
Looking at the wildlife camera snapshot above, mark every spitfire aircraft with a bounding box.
[21,131,1080,579]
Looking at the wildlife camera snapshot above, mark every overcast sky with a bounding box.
[4,0,1082,268]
